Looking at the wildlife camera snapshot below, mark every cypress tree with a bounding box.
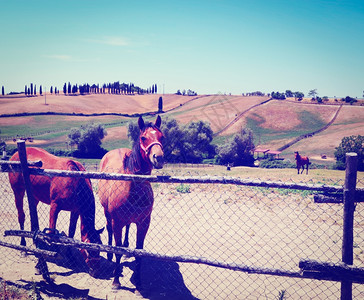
[158,96,163,112]
[40,85,42,95]
[34,85,37,95]
[25,85,27,96]
[30,83,33,95]
[1,86,4,96]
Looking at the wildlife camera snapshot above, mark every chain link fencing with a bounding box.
[0,161,363,299]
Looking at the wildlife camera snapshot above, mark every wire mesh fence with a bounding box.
[0,159,363,299]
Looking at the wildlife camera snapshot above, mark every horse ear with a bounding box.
[155,115,161,128]
[138,116,145,130]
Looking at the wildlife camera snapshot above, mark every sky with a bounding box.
[1,0,363,98]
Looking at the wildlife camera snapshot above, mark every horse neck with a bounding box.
[125,142,152,175]
[78,179,97,239]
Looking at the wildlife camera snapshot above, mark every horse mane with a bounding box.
[67,160,98,238]
[124,121,159,174]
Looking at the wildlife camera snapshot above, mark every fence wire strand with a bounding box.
[0,164,363,299]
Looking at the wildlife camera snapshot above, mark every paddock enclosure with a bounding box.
[0,149,363,299]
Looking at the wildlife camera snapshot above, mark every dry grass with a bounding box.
[1,94,363,164]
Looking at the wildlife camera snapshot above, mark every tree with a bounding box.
[39,85,42,95]
[50,86,53,94]
[0,130,6,152]
[158,96,163,113]
[308,89,318,99]
[34,85,37,95]
[181,120,215,163]
[294,91,304,100]
[63,83,67,94]
[127,120,141,144]
[25,85,27,96]
[160,117,185,162]
[334,135,364,171]
[30,83,33,95]
[271,91,286,100]
[68,124,107,158]
[217,128,255,166]
[1,86,4,96]
[285,90,293,98]
[342,96,357,105]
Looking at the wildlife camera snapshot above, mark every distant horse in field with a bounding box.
[8,147,104,269]
[294,151,310,174]
[98,115,164,289]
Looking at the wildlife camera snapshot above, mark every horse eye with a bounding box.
[141,136,147,142]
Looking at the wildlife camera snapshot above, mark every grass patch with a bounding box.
[176,183,191,193]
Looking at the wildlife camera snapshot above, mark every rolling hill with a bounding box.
[1,93,363,165]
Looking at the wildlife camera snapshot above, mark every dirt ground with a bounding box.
[0,167,363,299]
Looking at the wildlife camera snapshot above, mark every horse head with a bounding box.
[294,151,299,160]
[81,227,104,274]
[138,115,164,169]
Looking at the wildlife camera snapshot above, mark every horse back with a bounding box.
[9,147,90,209]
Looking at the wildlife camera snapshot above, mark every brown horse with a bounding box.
[294,151,310,174]
[98,115,164,289]
[8,147,104,269]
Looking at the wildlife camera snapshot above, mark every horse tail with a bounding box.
[67,160,97,232]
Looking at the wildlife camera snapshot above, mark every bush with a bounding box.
[68,123,107,158]
[259,158,295,169]
[334,135,364,171]
[217,128,255,166]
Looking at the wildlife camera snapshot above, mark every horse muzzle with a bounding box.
[151,153,164,169]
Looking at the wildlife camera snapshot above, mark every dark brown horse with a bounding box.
[98,115,164,289]
[8,147,103,268]
[294,151,310,174]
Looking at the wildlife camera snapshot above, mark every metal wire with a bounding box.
[0,166,363,299]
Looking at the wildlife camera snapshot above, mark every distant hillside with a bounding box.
[1,93,363,165]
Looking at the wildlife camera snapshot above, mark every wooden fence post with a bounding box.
[17,141,50,281]
[341,152,358,300]
[17,140,39,231]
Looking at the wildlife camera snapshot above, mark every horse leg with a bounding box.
[306,163,309,175]
[112,219,123,289]
[134,215,151,288]
[68,211,79,238]
[123,224,130,248]
[14,189,26,246]
[104,209,113,261]
[49,202,60,231]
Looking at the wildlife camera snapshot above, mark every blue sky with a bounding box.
[1,0,363,97]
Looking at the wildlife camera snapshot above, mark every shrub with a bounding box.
[259,158,294,169]
[176,184,191,193]
[334,135,363,171]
